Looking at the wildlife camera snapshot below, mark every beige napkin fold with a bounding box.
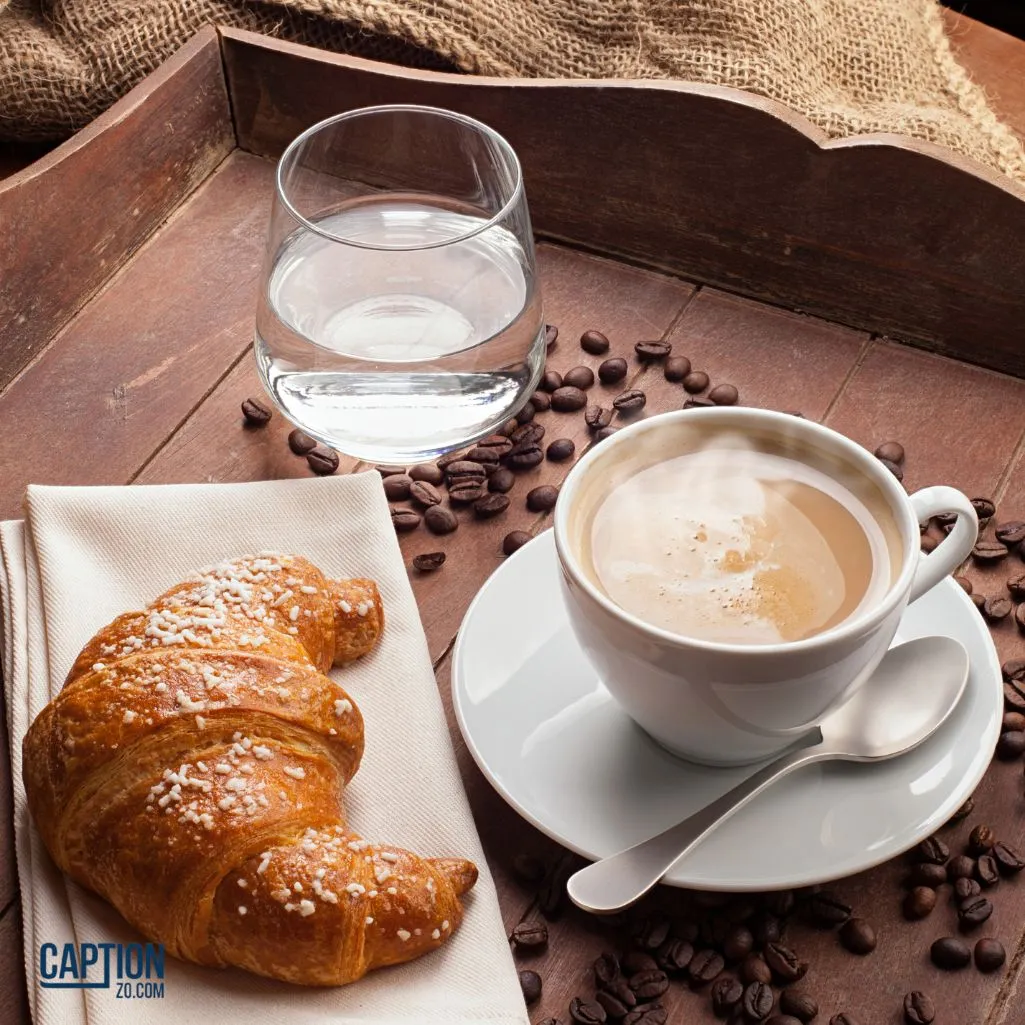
[0,475,527,1025]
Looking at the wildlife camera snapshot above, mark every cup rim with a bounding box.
[275,104,525,252]
[553,407,920,656]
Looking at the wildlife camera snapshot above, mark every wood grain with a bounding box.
[0,27,234,392]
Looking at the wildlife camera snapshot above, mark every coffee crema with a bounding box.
[587,448,896,645]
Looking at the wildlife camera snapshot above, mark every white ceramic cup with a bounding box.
[554,407,978,766]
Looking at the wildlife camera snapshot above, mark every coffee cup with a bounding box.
[553,407,978,766]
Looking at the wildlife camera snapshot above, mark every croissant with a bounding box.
[22,553,478,986]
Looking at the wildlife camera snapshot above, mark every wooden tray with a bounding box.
[4,25,1025,1025]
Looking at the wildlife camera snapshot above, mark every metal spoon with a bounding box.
[567,636,970,914]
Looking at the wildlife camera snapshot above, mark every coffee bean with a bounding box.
[285,428,316,454]
[307,445,339,475]
[749,911,781,947]
[958,895,993,931]
[474,493,509,519]
[974,937,1006,972]
[838,918,876,954]
[684,398,715,409]
[596,987,633,1019]
[498,418,519,437]
[628,969,669,1000]
[907,862,947,888]
[503,530,531,556]
[711,976,744,1018]
[411,551,445,573]
[511,921,548,951]
[915,836,950,863]
[1004,682,1025,710]
[709,383,739,405]
[545,324,559,349]
[1005,659,1025,681]
[613,389,646,414]
[779,990,818,1023]
[511,853,546,883]
[241,396,272,426]
[874,441,905,464]
[920,535,938,553]
[552,386,589,412]
[570,997,608,1024]
[766,1018,803,1025]
[635,340,671,361]
[764,942,807,982]
[632,915,672,951]
[466,445,502,467]
[993,841,1025,874]
[1008,574,1025,600]
[664,356,692,382]
[518,969,542,1004]
[581,330,610,355]
[829,1016,862,1025]
[976,853,1000,887]
[517,400,536,423]
[901,885,936,921]
[547,438,576,462]
[947,796,975,825]
[953,574,973,594]
[537,854,572,918]
[437,450,468,471]
[527,485,559,512]
[739,955,772,985]
[722,926,754,962]
[675,920,700,943]
[407,481,440,510]
[511,421,545,444]
[489,467,515,493]
[622,1006,666,1025]
[1016,603,1025,632]
[932,935,971,970]
[446,460,487,484]
[449,480,485,503]
[648,937,690,974]
[408,462,443,485]
[391,508,421,533]
[903,991,934,1025]
[585,404,614,429]
[682,371,710,394]
[382,474,413,501]
[742,981,774,1020]
[563,366,595,390]
[947,855,976,881]
[530,390,552,412]
[595,426,619,441]
[984,596,1014,622]
[973,593,987,611]
[687,949,724,985]
[879,458,904,481]
[765,890,796,918]
[424,505,458,535]
[973,497,997,521]
[539,371,562,394]
[482,432,516,455]
[996,520,1025,545]
[506,443,544,469]
[997,730,1025,759]
[804,891,852,927]
[973,541,1009,563]
[592,951,622,988]
[955,877,981,901]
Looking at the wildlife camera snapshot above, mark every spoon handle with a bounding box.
[567,737,823,914]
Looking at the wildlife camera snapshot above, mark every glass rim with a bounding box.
[274,104,526,252]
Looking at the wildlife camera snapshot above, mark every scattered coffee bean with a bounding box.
[655,937,694,973]
[903,886,936,920]
[838,918,876,955]
[779,990,818,1023]
[722,926,754,962]
[510,921,548,951]
[449,480,485,503]
[512,853,546,883]
[391,508,421,533]
[997,730,1025,759]
[286,428,316,454]
[1005,659,1025,681]
[874,441,905,464]
[581,330,610,355]
[915,836,950,863]
[997,520,1025,545]
[593,951,621,988]
[517,400,536,423]
[597,357,628,384]
[920,535,938,553]
[993,841,1025,874]
[984,596,1014,622]
[711,976,744,1018]
[241,396,272,426]
[682,371,710,393]
[545,324,559,349]
[958,895,993,931]
[530,390,552,412]
[411,551,445,573]
[552,386,589,412]
[976,854,1000,887]
[765,890,796,918]
[631,915,672,951]
[621,951,657,974]
[947,854,976,881]
[474,493,510,519]
[613,389,646,414]
[511,421,545,445]
[749,911,781,947]
[688,949,724,985]
[628,969,669,1000]
[709,383,739,405]
[739,955,772,985]
[382,474,413,501]
[518,969,542,1004]
[903,991,934,1025]
[570,997,608,1024]
[804,890,852,927]
[438,450,468,472]
[907,862,947,888]
[307,445,339,475]
[537,854,573,918]
[974,937,1006,972]
[564,366,596,390]
[622,1006,666,1025]
[1009,574,1025,600]
[547,438,576,462]
[879,458,904,481]
[541,370,563,392]
[596,988,633,1019]
[742,981,774,1020]
[974,593,987,611]
[766,1018,802,1025]
[585,404,614,429]
[635,340,672,361]
[684,398,714,409]
[463,445,504,469]
[498,419,518,437]
[973,497,997,521]
[377,465,407,478]
[664,356,692,382]
[955,877,981,901]
[503,530,531,556]
[829,1016,862,1025]
[595,426,619,441]
[526,485,559,512]
[764,942,807,982]
[479,433,516,455]
[489,467,515,493]
[931,936,971,970]
[954,574,973,594]
[973,541,1009,563]
[1005,681,1025,710]
[409,462,444,485]
[506,443,544,469]
[424,505,458,535]
[1016,603,1025,632]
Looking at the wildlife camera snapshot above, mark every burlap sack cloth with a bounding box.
[1,0,1024,176]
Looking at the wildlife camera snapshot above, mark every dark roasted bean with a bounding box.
[593,951,621,988]
[655,937,693,973]
[594,426,619,441]
[997,520,1025,545]
[445,460,487,484]
[622,1006,666,1025]
[530,389,552,412]
[709,383,739,405]
[955,877,981,901]
[632,915,672,951]
[437,450,468,471]
[722,926,754,963]
[526,485,559,512]
[595,989,630,1020]
[804,891,852,927]
[996,730,1025,758]
[764,890,796,918]
[505,443,544,469]
[306,445,339,475]
[598,357,629,383]
[1009,575,1025,601]
[570,996,607,1024]
[779,990,818,1023]
[541,370,563,392]
[993,841,1025,874]
[973,540,1009,563]
[984,596,1014,622]
[687,949,724,985]
[581,330,610,354]
[517,400,537,423]
[424,505,458,535]
[954,574,973,594]
[958,895,993,931]
[241,396,272,426]
[974,937,1006,972]
[585,404,614,429]
[874,441,905,463]
[448,480,485,503]
[287,428,317,454]
[390,508,421,533]
[563,365,595,390]
[976,854,1000,887]
[547,438,576,462]
[907,862,947,888]
[947,855,976,881]
[749,911,781,947]
[838,918,876,955]
[510,921,548,951]
[613,389,646,414]
[409,462,444,484]
[664,356,692,381]
[466,445,502,467]
[742,981,774,1020]
[410,480,443,507]
[973,497,997,521]
[903,991,935,1025]
[902,886,936,920]
[551,386,589,412]
[545,324,559,349]
[764,942,807,982]
[682,371,710,393]
[635,340,671,361]
[489,467,515,493]
[711,976,744,1018]
[739,955,772,985]
[947,796,975,825]
[474,493,510,519]
[382,473,413,501]
[621,951,658,975]
[628,969,669,1000]
[411,551,445,573]
[915,836,950,863]
[879,458,904,480]
[498,419,519,438]
[518,969,542,1004]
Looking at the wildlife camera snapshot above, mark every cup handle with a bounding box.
[906,487,979,604]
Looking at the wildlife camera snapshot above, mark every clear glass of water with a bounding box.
[255,105,545,464]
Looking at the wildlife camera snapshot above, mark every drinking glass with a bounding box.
[255,105,545,464]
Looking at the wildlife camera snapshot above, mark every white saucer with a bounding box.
[452,530,1002,891]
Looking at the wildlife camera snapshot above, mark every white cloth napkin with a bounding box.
[0,475,527,1025]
